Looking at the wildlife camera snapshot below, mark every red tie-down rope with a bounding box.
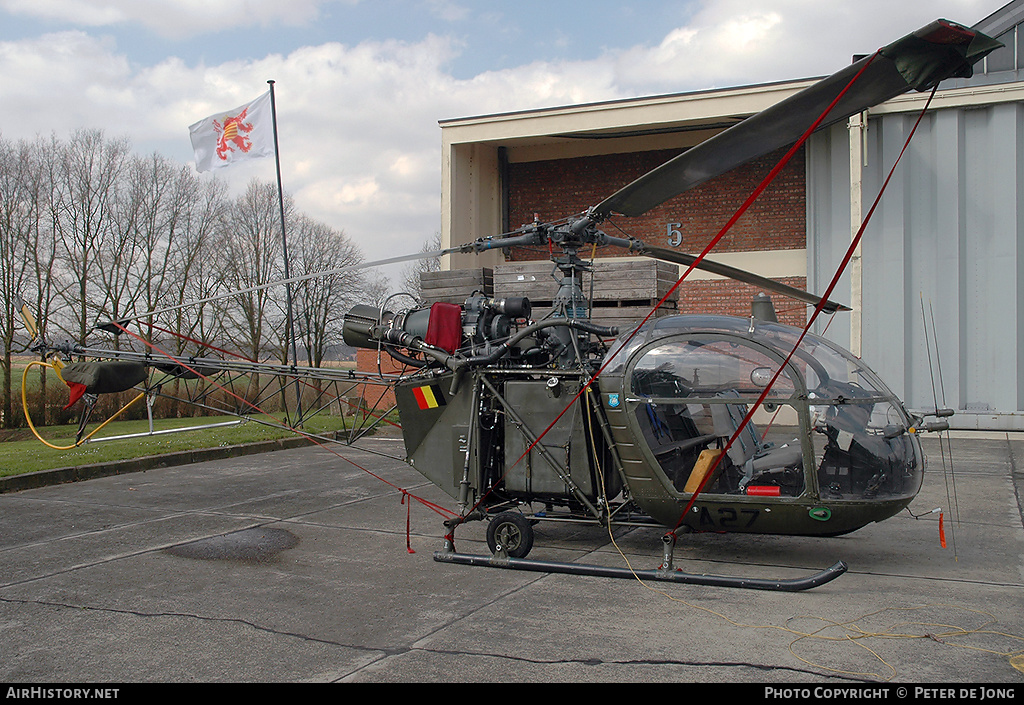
[110,322,457,548]
[401,490,416,553]
[141,320,403,429]
[144,321,258,362]
[671,80,942,536]
[465,50,886,522]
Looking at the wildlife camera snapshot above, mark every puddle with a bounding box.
[165,527,299,563]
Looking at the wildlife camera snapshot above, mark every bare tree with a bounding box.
[116,153,182,345]
[0,136,45,426]
[115,155,230,417]
[0,128,372,427]
[218,179,288,361]
[400,231,442,302]
[215,180,290,411]
[289,215,364,368]
[93,156,145,349]
[362,272,393,311]
[50,129,131,344]
[165,175,229,356]
[25,137,60,425]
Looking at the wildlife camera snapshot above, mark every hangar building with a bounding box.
[436,1,1024,431]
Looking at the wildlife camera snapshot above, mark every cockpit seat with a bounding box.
[750,442,802,472]
[710,391,802,490]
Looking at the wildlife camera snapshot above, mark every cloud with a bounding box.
[614,10,786,91]
[425,0,470,23]
[0,32,134,136]
[151,33,620,262]
[609,0,998,93]
[0,0,1004,274]
[0,0,348,38]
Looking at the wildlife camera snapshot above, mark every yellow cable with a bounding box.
[582,388,1024,679]
[22,361,77,450]
[22,360,146,449]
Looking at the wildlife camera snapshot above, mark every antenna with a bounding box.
[920,292,958,559]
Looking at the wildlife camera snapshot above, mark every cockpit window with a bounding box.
[752,326,891,400]
[628,336,805,497]
[634,398,807,497]
[811,398,923,501]
[630,339,796,400]
[622,327,922,502]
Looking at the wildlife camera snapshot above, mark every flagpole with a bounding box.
[267,79,302,425]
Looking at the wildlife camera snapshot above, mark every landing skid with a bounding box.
[439,511,847,591]
[433,549,847,591]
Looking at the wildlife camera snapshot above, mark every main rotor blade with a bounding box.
[93,246,460,332]
[638,245,851,313]
[592,20,1000,219]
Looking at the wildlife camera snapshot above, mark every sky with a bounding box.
[0,0,1008,285]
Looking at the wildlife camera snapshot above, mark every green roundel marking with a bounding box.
[809,507,832,522]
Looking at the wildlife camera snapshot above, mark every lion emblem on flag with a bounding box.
[214,107,255,161]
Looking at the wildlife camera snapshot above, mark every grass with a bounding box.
[1,355,390,477]
[0,411,396,477]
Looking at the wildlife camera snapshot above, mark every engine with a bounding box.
[341,293,616,371]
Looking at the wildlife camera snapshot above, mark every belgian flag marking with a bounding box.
[412,384,446,410]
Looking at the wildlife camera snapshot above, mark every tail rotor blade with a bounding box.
[16,296,39,340]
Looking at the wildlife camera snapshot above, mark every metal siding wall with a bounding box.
[808,103,1024,430]
[930,110,967,421]
[863,113,909,402]
[902,112,939,412]
[806,127,853,352]
[960,104,1020,417]
[1019,101,1024,415]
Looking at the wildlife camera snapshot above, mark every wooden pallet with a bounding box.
[493,260,678,303]
[419,268,493,305]
[493,259,679,330]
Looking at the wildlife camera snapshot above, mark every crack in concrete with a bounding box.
[3,593,840,683]
[1007,434,1024,529]
[365,643,862,680]
[0,594,379,655]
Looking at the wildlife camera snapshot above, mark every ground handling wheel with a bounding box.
[486,511,534,558]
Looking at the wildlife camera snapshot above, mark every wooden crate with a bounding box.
[586,300,679,332]
[419,268,493,305]
[493,259,679,331]
[494,259,678,303]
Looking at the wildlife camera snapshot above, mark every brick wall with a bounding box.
[508,146,805,252]
[506,145,807,324]
[355,348,404,408]
[674,277,808,327]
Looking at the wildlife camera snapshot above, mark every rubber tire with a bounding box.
[486,511,534,558]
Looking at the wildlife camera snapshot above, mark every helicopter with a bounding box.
[19,18,998,591]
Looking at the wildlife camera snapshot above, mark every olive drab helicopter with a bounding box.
[19,19,999,591]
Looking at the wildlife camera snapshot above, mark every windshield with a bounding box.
[614,316,922,502]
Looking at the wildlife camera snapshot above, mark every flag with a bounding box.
[412,384,447,410]
[189,91,274,173]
